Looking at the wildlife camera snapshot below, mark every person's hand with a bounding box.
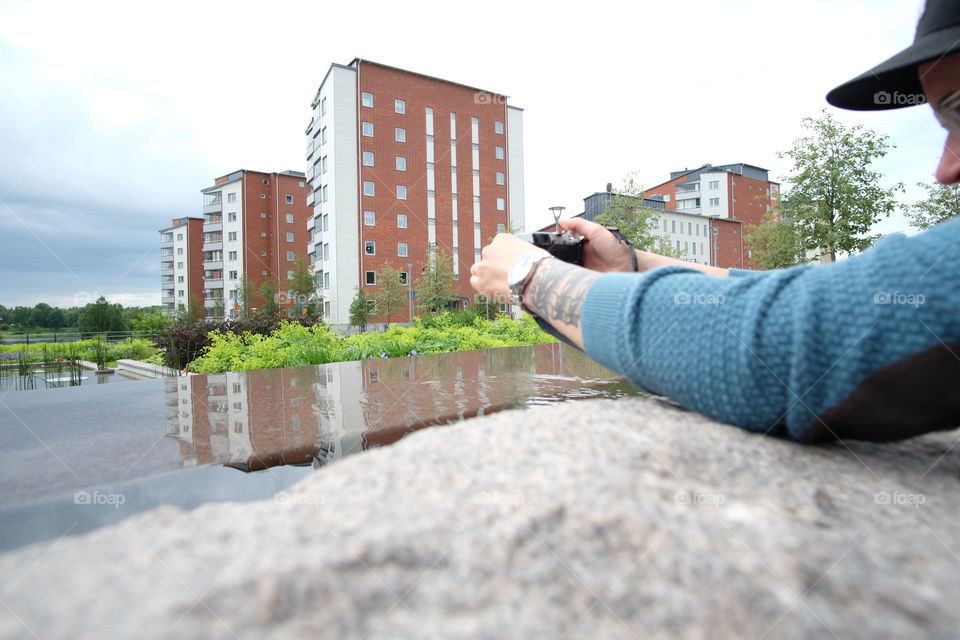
[470,234,550,303]
[558,218,635,273]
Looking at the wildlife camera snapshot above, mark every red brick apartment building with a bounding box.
[643,163,779,269]
[305,59,525,328]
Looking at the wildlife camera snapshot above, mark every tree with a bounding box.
[78,296,125,334]
[131,310,173,337]
[258,277,280,318]
[373,265,407,328]
[745,208,807,270]
[288,256,320,314]
[594,172,682,257]
[348,286,372,332]
[177,294,204,326]
[415,249,457,313]
[902,181,960,230]
[778,109,902,263]
[234,275,255,320]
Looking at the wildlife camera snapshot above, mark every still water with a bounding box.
[0,343,641,550]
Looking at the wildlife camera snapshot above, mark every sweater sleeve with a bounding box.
[581,219,960,441]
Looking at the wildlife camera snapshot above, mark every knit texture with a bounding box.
[581,218,960,440]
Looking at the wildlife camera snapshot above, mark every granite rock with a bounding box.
[1,396,958,639]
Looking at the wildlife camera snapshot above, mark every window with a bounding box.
[322,185,328,202]
[366,299,376,313]
[398,242,408,257]
[321,156,328,174]
[177,247,183,255]
[321,97,327,115]
[362,122,374,137]
[229,270,237,280]
[363,181,375,196]
[472,169,480,177]
[286,251,294,261]
[496,172,505,185]
[285,194,294,204]
[260,194,266,199]
[495,146,504,159]
[692,243,697,255]
[365,271,376,285]
[396,156,406,171]
[363,151,375,166]
[397,213,408,228]
[261,251,267,256]
[260,212,268,218]
[496,197,505,211]
[286,213,294,223]
[688,223,692,234]
[286,232,294,242]
[178,275,184,282]
[321,127,327,144]
[228,251,237,261]
[261,232,268,237]
[323,243,329,260]
[287,270,294,280]
[709,197,720,207]
[361,92,373,107]
[178,290,184,297]
[227,212,236,222]
[497,223,505,233]
[495,121,504,134]
[365,240,376,255]
[262,270,268,276]
[176,233,183,241]
[399,271,408,285]
[709,180,720,189]
[395,99,406,114]
[364,210,376,226]
[228,231,237,241]
[397,185,407,200]
[395,127,406,142]
[671,220,676,233]
[227,193,236,203]
[676,240,681,251]
[324,272,330,289]
[322,215,329,231]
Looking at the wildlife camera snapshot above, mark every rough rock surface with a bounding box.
[1,396,958,639]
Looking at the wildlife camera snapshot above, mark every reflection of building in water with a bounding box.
[165,344,631,472]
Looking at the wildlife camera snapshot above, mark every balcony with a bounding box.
[306,137,316,161]
[203,240,223,252]
[161,276,174,285]
[160,234,173,245]
[203,278,224,289]
[306,216,316,232]
[203,260,223,270]
[305,116,314,136]
[306,190,315,206]
[160,248,173,258]
[204,221,223,233]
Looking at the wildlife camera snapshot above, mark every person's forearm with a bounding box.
[521,258,600,349]
[636,250,729,277]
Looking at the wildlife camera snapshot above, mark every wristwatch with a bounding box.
[507,252,552,308]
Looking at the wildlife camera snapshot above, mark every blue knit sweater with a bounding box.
[581,217,960,441]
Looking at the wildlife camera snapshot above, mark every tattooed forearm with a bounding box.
[523,259,600,329]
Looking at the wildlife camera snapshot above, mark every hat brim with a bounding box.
[826,25,960,110]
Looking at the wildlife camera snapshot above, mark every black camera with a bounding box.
[516,231,586,266]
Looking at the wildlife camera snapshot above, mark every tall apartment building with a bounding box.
[199,169,311,319]
[159,217,204,316]
[305,59,525,327]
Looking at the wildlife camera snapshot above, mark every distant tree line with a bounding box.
[0,298,165,334]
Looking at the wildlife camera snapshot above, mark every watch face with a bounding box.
[508,253,537,288]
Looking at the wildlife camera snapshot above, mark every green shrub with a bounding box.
[185,311,556,374]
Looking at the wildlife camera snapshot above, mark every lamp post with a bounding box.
[407,261,413,324]
[548,206,565,232]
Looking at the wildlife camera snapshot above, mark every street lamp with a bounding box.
[548,206,565,232]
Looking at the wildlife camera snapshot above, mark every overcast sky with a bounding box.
[0,0,943,308]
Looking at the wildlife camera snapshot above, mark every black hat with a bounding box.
[827,0,960,110]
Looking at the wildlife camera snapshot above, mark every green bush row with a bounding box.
[0,338,158,364]
[188,313,555,374]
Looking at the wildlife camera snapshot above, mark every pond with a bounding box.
[0,343,642,551]
[0,365,140,391]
